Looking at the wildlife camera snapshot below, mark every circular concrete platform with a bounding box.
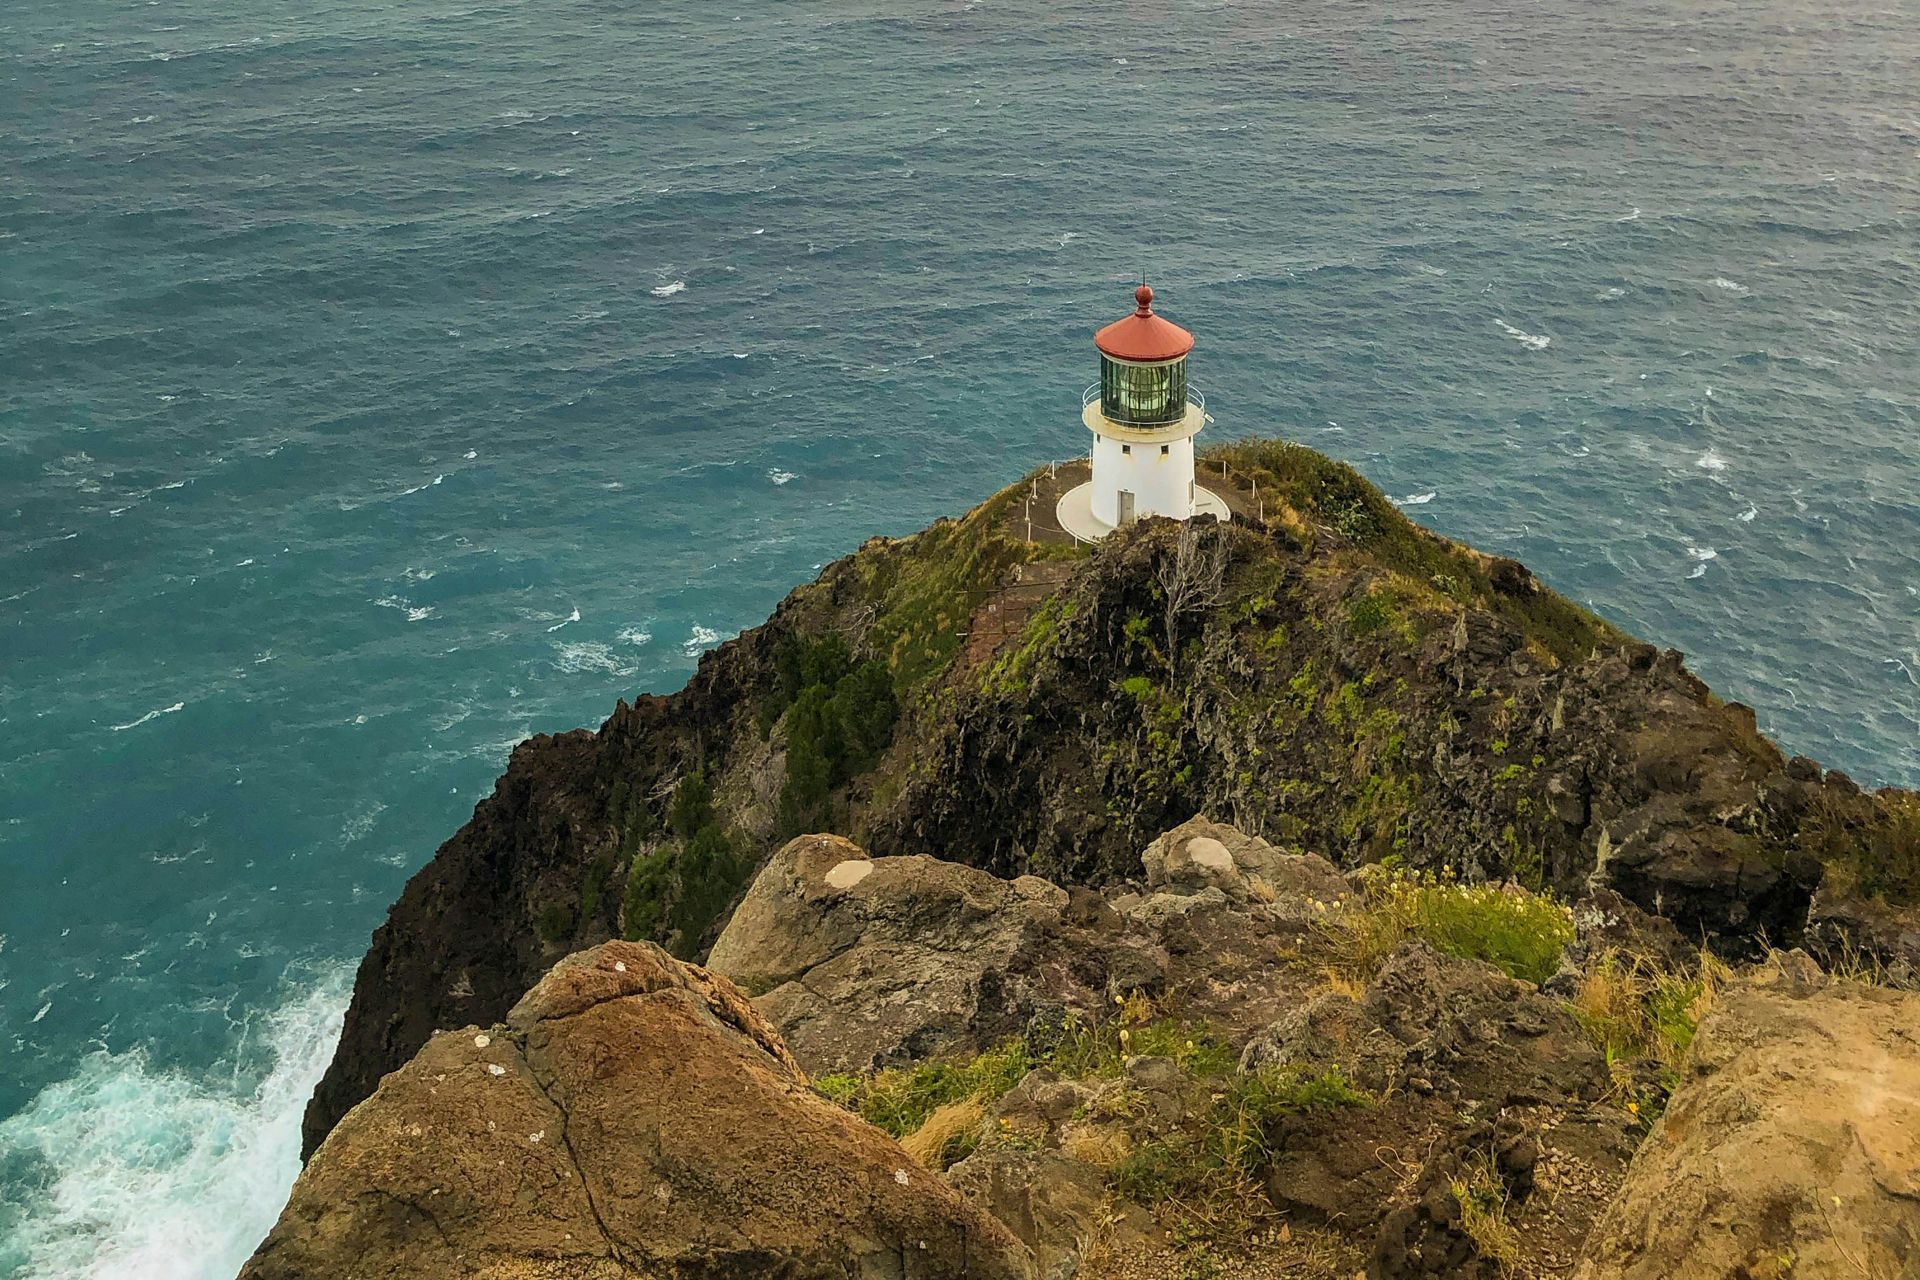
[1053,482,1231,542]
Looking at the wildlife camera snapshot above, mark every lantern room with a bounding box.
[1093,285,1195,425]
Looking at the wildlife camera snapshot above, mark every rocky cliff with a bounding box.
[259,822,1920,1278]
[304,439,1920,1160]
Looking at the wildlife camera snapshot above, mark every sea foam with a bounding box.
[0,972,349,1280]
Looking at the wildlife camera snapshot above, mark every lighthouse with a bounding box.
[1055,285,1230,541]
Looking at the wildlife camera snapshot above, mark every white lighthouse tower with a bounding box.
[1055,285,1230,541]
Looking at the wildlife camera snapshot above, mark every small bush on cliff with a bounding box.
[1324,866,1574,986]
[621,771,750,957]
[1851,793,1920,904]
[1450,1153,1521,1272]
[1571,948,1728,1070]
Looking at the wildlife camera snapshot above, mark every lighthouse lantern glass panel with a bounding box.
[1101,356,1187,425]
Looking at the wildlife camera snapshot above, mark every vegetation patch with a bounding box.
[765,633,899,837]
[853,489,1077,698]
[1207,439,1620,665]
[1322,864,1574,986]
[1111,1066,1367,1234]
[815,1038,1035,1138]
[1570,946,1730,1122]
[1845,793,1920,905]
[619,771,750,957]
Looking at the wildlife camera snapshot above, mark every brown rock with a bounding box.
[945,1150,1105,1280]
[707,834,1072,1074]
[246,941,1031,1280]
[1573,962,1920,1279]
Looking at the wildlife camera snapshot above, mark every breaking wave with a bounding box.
[0,970,350,1280]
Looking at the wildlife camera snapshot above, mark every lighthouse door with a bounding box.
[1116,489,1136,526]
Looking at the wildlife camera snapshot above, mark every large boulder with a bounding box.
[1573,953,1920,1279]
[244,941,1031,1280]
[707,834,1073,1074]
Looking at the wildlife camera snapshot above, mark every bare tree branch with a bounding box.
[1157,519,1230,675]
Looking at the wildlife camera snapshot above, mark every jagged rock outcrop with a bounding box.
[1573,953,1920,1279]
[305,441,1920,1160]
[1241,939,1608,1106]
[708,825,1358,1078]
[267,812,1920,1280]
[252,941,1031,1280]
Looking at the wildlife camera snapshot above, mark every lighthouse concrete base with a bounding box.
[1053,482,1231,543]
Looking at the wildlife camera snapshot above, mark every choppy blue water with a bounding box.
[3,0,1917,1273]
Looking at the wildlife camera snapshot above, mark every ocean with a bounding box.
[2,0,1916,1274]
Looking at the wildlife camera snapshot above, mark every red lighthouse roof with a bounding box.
[1093,285,1194,363]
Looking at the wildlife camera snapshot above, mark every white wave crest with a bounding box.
[683,625,721,657]
[111,702,184,733]
[1494,320,1551,350]
[650,280,686,298]
[1392,491,1436,506]
[617,627,653,646]
[1695,450,1729,473]
[768,469,797,486]
[0,972,350,1280]
[551,642,636,676]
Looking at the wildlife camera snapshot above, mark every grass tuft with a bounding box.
[1450,1154,1521,1273]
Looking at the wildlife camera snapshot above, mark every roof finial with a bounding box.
[1134,283,1154,316]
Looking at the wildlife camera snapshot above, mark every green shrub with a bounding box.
[1853,794,1920,904]
[1110,1067,1368,1219]
[779,686,839,835]
[620,769,751,956]
[1450,1155,1520,1271]
[621,849,671,941]
[1211,1067,1367,1176]
[536,901,574,945]
[667,770,714,842]
[1570,947,1729,1071]
[579,855,612,922]
[1347,591,1393,636]
[775,632,855,705]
